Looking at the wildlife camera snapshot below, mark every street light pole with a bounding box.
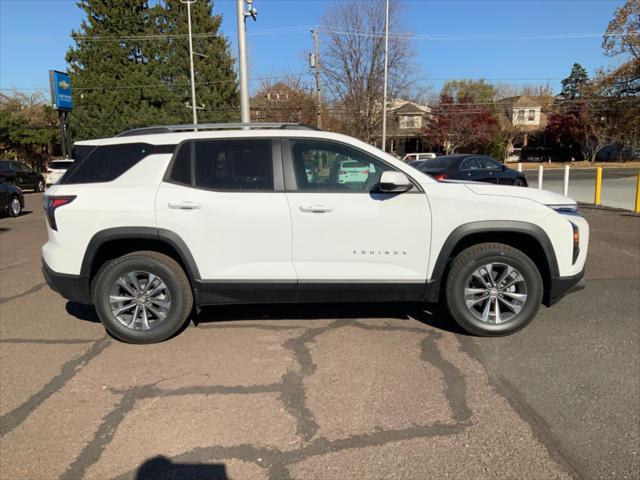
[381,0,390,152]
[311,28,323,129]
[181,0,198,125]
[236,0,255,124]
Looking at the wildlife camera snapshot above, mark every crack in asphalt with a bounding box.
[0,338,98,344]
[59,319,473,480]
[420,331,472,423]
[0,336,111,438]
[0,281,46,305]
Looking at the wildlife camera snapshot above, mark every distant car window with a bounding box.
[291,139,392,192]
[460,157,481,170]
[479,157,502,170]
[61,143,174,184]
[50,161,73,170]
[420,157,459,169]
[193,139,274,191]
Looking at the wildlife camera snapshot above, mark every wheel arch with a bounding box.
[81,228,200,289]
[424,221,558,305]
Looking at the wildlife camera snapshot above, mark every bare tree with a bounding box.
[320,0,415,142]
[250,76,318,125]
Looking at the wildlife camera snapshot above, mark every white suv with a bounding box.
[42,123,588,343]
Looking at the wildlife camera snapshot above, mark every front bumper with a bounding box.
[545,269,585,306]
[42,259,92,304]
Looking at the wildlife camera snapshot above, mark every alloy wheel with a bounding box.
[464,262,528,324]
[9,197,20,216]
[109,271,172,331]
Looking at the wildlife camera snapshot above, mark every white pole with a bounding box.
[563,165,570,197]
[381,0,390,152]
[182,0,198,125]
[517,162,522,172]
[236,0,250,124]
[538,165,544,190]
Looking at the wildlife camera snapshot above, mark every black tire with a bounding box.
[93,251,193,344]
[8,196,21,217]
[513,178,526,187]
[445,243,543,336]
[34,179,45,192]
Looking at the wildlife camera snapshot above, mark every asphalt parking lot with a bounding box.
[1,194,638,480]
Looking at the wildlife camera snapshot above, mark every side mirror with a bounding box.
[379,171,412,193]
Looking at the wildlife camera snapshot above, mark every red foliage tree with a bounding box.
[422,94,498,154]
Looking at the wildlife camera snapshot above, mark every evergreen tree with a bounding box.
[559,63,590,100]
[66,0,238,140]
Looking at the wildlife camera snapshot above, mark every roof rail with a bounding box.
[117,122,319,137]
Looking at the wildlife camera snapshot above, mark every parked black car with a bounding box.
[0,160,46,192]
[0,177,25,217]
[414,154,528,186]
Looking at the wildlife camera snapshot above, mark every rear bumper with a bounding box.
[545,269,585,306]
[42,259,92,304]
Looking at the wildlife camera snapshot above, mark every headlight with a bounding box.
[548,204,582,216]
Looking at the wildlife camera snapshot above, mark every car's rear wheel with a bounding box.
[8,196,21,217]
[445,243,542,336]
[93,251,193,343]
[35,179,45,192]
[513,178,526,187]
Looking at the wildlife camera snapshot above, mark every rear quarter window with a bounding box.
[61,143,174,184]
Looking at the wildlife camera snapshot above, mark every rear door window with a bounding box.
[167,139,274,191]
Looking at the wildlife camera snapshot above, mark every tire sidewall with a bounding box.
[448,250,542,335]
[94,256,188,343]
[35,180,44,192]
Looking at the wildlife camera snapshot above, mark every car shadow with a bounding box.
[65,301,101,323]
[196,301,469,335]
[65,301,470,336]
[135,456,227,480]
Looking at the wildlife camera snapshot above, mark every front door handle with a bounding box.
[300,204,332,213]
[168,201,201,210]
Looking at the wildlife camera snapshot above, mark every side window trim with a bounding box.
[163,137,279,193]
[283,137,422,193]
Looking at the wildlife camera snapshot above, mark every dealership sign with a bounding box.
[49,70,73,111]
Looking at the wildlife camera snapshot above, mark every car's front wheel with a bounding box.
[34,179,45,192]
[8,196,22,217]
[93,251,193,343]
[445,243,543,336]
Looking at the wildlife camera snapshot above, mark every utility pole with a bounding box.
[381,0,390,152]
[311,28,322,129]
[181,0,198,125]
[237,0,257,124]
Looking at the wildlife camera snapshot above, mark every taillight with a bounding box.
[434,174,448,181]
[44,195,76,231]
[339,170,346,175]
[360,170,369,174]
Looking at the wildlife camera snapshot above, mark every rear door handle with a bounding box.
[168,201,201,210]
[299,204,332,213]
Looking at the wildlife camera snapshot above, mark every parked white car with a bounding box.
[403,152,436,162]
[42,123,588,343]
[45,159,74,186]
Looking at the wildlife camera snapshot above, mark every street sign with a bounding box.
[49,70,73,111]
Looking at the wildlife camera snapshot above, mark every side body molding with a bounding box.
[424,220,559,303]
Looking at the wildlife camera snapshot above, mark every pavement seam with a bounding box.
[0,336,111,438]
[420,331,472,423]
[458,336,586,480]
[0,338,98,344]
[0,281,46,305]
